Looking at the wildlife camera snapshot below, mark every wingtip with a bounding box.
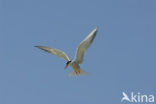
[96,26,98,30]
[34,46,41,48]
[34,46,39,48]
[94,26,98,31]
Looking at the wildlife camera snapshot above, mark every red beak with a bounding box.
[64,64,68,69]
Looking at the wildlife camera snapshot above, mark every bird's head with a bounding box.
[64,61,71,69]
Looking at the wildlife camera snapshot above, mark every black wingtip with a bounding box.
[34,46,39,48]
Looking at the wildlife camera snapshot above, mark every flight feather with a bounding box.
[35,46,70,61]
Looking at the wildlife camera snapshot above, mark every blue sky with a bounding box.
[0,0,156,104]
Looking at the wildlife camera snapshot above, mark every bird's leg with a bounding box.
[78,70,80,74]
[75,70,81,75]
[75,70,78,75]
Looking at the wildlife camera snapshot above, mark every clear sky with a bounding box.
[0,0,156,104]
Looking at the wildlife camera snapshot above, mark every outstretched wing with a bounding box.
[73,27,98,64]
[35,46,70,61]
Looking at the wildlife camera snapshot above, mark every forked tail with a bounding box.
[68,69,88,76]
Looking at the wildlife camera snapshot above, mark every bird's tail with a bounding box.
[68,69,88,76]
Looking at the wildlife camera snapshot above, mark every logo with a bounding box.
[121,92,154,103]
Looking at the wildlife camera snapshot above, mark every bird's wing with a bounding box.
[35,46,70,61]
[73,27,98,64]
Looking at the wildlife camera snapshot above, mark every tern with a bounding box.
[35,27,98,76]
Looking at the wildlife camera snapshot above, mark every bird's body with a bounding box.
[69,61,87,76]
[70,61,80,71]
[35,27,98,76]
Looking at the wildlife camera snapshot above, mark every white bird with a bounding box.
[35,27,98,76]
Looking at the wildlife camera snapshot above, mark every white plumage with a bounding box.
[35,27,98,76]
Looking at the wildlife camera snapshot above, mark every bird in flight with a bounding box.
[35,27,98,76]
